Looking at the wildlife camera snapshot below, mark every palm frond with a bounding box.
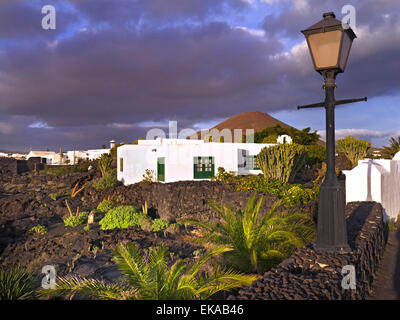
[39,276,137,300]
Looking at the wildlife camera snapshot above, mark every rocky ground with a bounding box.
[0,169,206,299]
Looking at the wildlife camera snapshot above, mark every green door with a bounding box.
[157,157,165,182]
[194,156,214,179]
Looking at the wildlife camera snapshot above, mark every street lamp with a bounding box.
[298,12,367,253]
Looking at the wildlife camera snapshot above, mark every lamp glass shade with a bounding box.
[339,31,353,71]
[307,30,342,70]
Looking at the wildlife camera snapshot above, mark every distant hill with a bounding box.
[194,110,325,145]
[211,111,292,133]
[194,111,293,140]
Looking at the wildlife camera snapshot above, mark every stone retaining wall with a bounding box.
[85,181,318,223]
[228,201,385,300]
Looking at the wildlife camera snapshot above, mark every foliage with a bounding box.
[212,168,318,206]
[151,219,170,232]
[256,143,307,184]
[0,266,37,300]
[95,169,120,190]
[262,134,279,144]
[182,193,315,273]
[44,165,85,176]
[63,211,89,227]
[382,136,400,158]
[336,136,372,167]
[304,145,326,166]
[280,185,319,206]
[29,225,47,235]
[83,225,90,232]
[212,167,236,184]
[40,242,256,300]
[142,169,157,183]
[253,125,320,145]
[97,154,113,178]
[49,193,61,201]
[97,199,117,213]
[99,206,146,230]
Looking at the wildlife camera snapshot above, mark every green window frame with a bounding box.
[246,155,260,170]
[193,156,215,179]
[119,157,124,172]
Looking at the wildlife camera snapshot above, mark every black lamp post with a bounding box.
[298,12,367,253]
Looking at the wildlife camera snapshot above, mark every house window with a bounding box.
[119,158,123,172]
[194,157,214,179]
[246,155,260,170]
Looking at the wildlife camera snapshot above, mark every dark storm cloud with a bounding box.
[0,0,399,151]
[0,21,283,128]
[0,0,82,40]
[71,0,250,25]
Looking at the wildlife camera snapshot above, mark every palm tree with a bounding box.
[39,242,256,300]
[182,193,315,274]
[0,266,37,300]
[382,136,400,158]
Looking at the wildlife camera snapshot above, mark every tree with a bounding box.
[253,125,320,146]
[39,243,256,300]
[182,193,315,274]
[336,136,371,167]
[97,154,113,178]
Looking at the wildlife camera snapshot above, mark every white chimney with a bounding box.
[110,140,116,149]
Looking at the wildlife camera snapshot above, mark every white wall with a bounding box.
[343,158,400,221]
[117,139,273,185]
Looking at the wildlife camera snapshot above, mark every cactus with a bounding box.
[336,136,371,167]
[256,143,307,184]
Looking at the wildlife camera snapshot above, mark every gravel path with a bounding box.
[368,227,400,300]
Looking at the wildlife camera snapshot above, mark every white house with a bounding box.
[343,151,400,221]
[86,149,110,161]
[117,138,275,185]
[26,151,62,164]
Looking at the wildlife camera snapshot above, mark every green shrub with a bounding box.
[97,154,113,178]
[0,266,37,300]
[44,165,87,176]
[262,134,279,144]
[49,193,61,201]
[63,211,89,227]
[95,169,119,190]
[212,169,319,206]
[212,167,236,184]
[96,199,117,213]
[99,206,146,230]
[304,145,326,166]
[281,185,318,206]
[29,225,47,235]
[83,225,90,232]
[256,143,307,184]
[151,219,170,232]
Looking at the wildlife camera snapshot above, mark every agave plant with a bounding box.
[0,266,37,300]
[40,242,256,300]
[182,193,315,274]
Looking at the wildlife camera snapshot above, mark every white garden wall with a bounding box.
[343,154,400,221]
